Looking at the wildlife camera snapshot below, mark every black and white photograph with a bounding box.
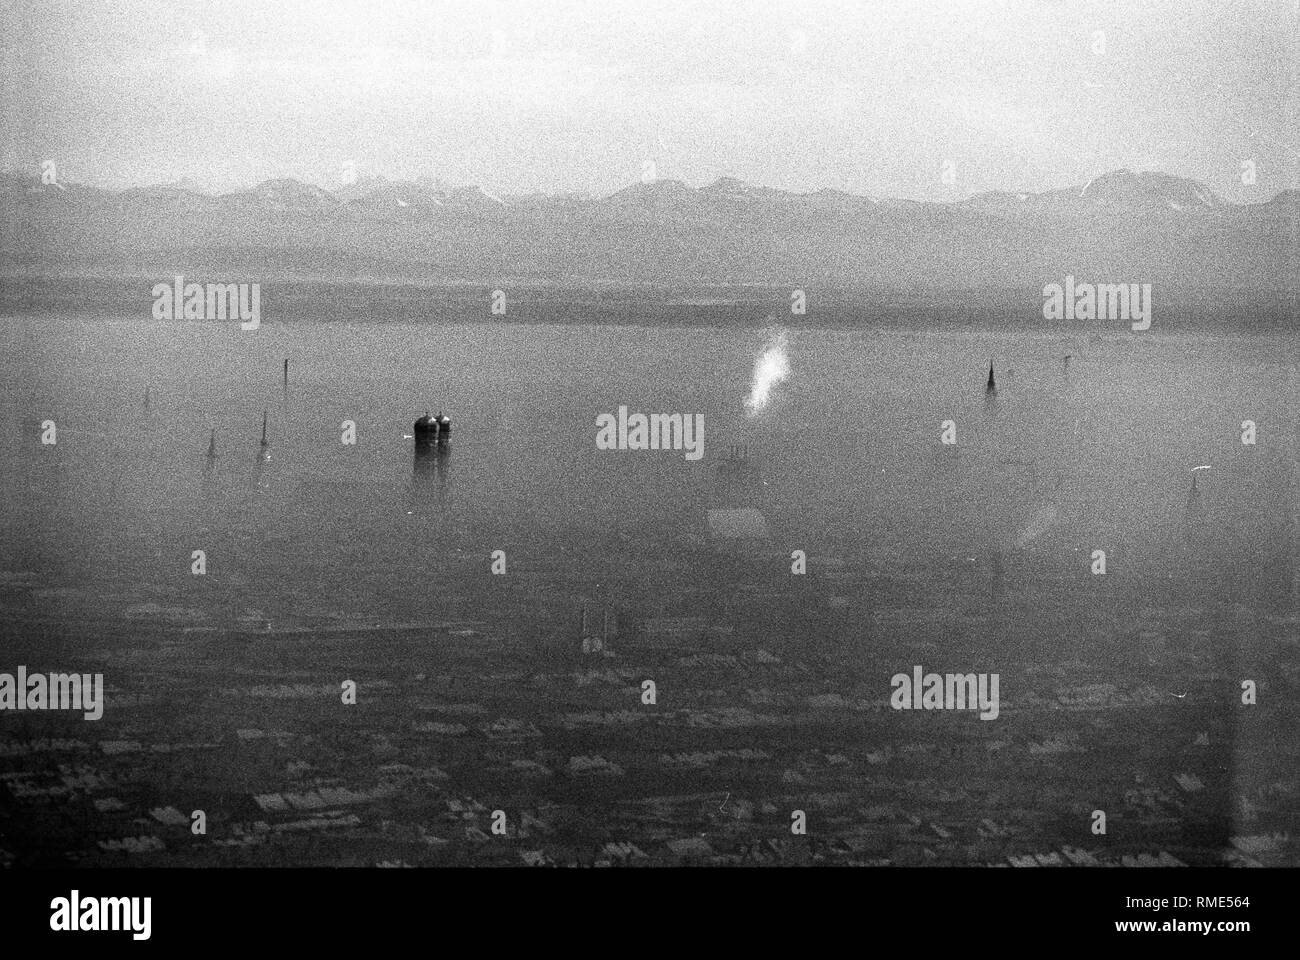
[0,0,1295,944]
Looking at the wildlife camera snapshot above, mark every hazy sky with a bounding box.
[2,0,1296,200]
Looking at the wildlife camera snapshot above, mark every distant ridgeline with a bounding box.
[0,169,1296,310]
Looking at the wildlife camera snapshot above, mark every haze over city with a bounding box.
[0,0,1296,927]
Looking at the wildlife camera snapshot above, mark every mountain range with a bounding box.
[2,169,1296,292]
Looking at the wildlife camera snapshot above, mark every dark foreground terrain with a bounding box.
[2,549,1295,867]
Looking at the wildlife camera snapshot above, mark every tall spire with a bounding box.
[986,361,996,394]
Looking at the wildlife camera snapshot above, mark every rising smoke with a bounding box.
[745,327,791,416]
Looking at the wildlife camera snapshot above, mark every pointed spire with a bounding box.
[986,361,996,393]
[260,410,268,446]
